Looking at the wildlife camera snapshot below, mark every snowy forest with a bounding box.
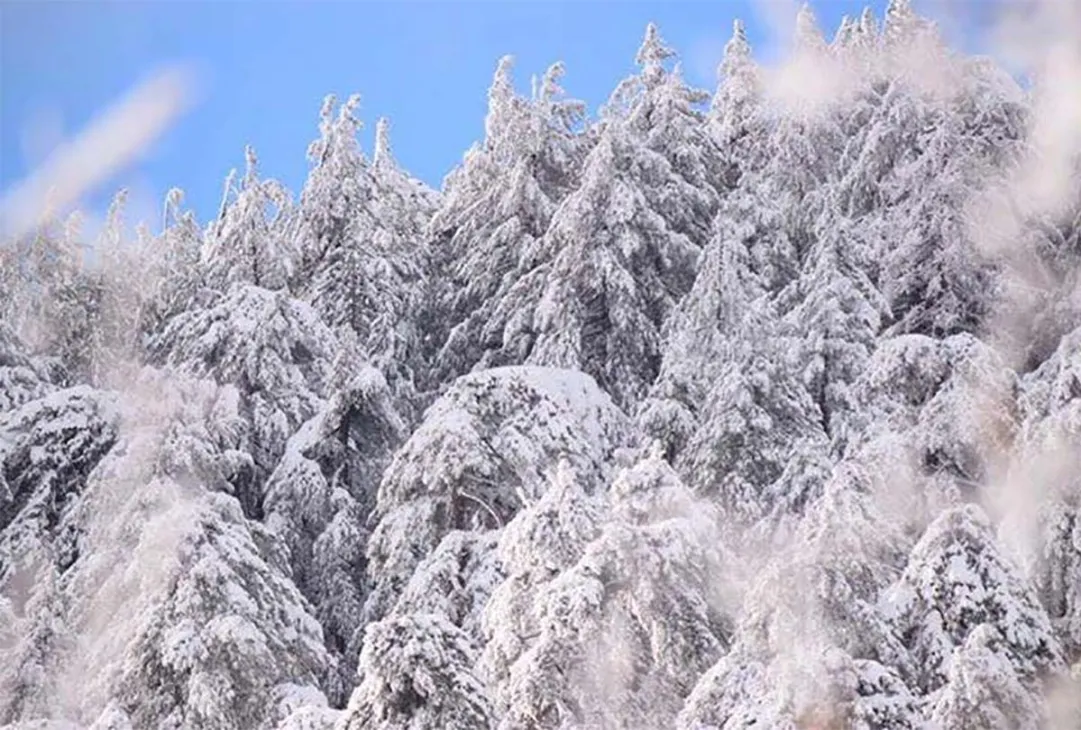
[2,1,1080,728]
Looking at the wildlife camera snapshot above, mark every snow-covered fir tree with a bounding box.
[430,56,587,386]
[338,612,493,730]
[2,2,1079,727]
[203,146,293,293]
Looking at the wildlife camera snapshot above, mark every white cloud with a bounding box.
[0,64,196,243]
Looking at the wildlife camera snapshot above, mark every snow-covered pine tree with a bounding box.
[646,187,830,526]
[150,284,340,516]
[203,146,292,293]
[883,504,1064,697]
[0,319,55,413]
[363,366,632,625]
[679,643,924,730]
[263,363,407,704]
[431,56,586,386]
[849,330,1019,529]
[877,101,996,339]
[295,94,369,290]
[297,96,431,416]
[87,189,158,385]
[498,449,730,730]
[0,557,74,725]
[637,186,771,460]
[709,19,766,189]
[0,386,119,584]
[834,1,1023,340]
[679,462,921,730]
[882,0,937,53]
[142,188,210,340]
[365,117,440,402]
[2,207,62,341]
[992,154,1081,370]
[785,208,889,453]
[94,491,331,730]
[392,529,502,647]
[929,624,1047,730]
[517,24,720,410]
[1006,325,1081,664]
[338,612,493,730]
[52,371,331,730]
[480,460,602,721]
[15,209,105,385]
[734,462,912,676]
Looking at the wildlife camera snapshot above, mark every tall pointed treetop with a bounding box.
[320,93,336,124]
[163,187,184,229]
[243,144,259,187]
[373,117,393,168]
[537,60,567,104]
[884,0,927,45]
[306,92,364,171]
[484,55,518,146]
[852,5,880,54]
[534,60,586,132]
[795,3,828,53]
[340,93,361,123]
[102,187,129,249]
[720,18,753,80]
[833,15,857,48]
[713,15,761,150]
[859,6,879,37]
[635,22,676,87]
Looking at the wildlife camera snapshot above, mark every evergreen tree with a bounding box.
[709,19,765,186]
[25,209,104,384]
[263,364,406,704]
[363,366,632,625]
[297,97,432,414]
[59,371,331,730]
[517,24,720,409]
[295,94,369,288]
[644,198,829,523]
[0,558,74,725]
[366,117,439,402]
[736,464,912,680]
[1010,326,1081,663]
[203,146,292,292]
[432,57,586,385]
[786,209,889,452]
[0,387,119,583]
[883,504,1063,695]
[393,529,502,645]
[339,613,493,730]
[638,181,772,459]
[498,451,730,730]
[142,188,209,339]
[929,624,1047,730]
[481,461,602,720]
[0,320,55,414]
[150,285,341,513]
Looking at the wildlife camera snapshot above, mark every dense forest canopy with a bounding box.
[1,1,1080,729]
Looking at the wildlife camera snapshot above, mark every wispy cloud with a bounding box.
[0,64,197,242]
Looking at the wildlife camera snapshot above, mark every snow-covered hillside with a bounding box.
[2,1,1080,728]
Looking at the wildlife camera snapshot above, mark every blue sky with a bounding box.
[2,0,934,230]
